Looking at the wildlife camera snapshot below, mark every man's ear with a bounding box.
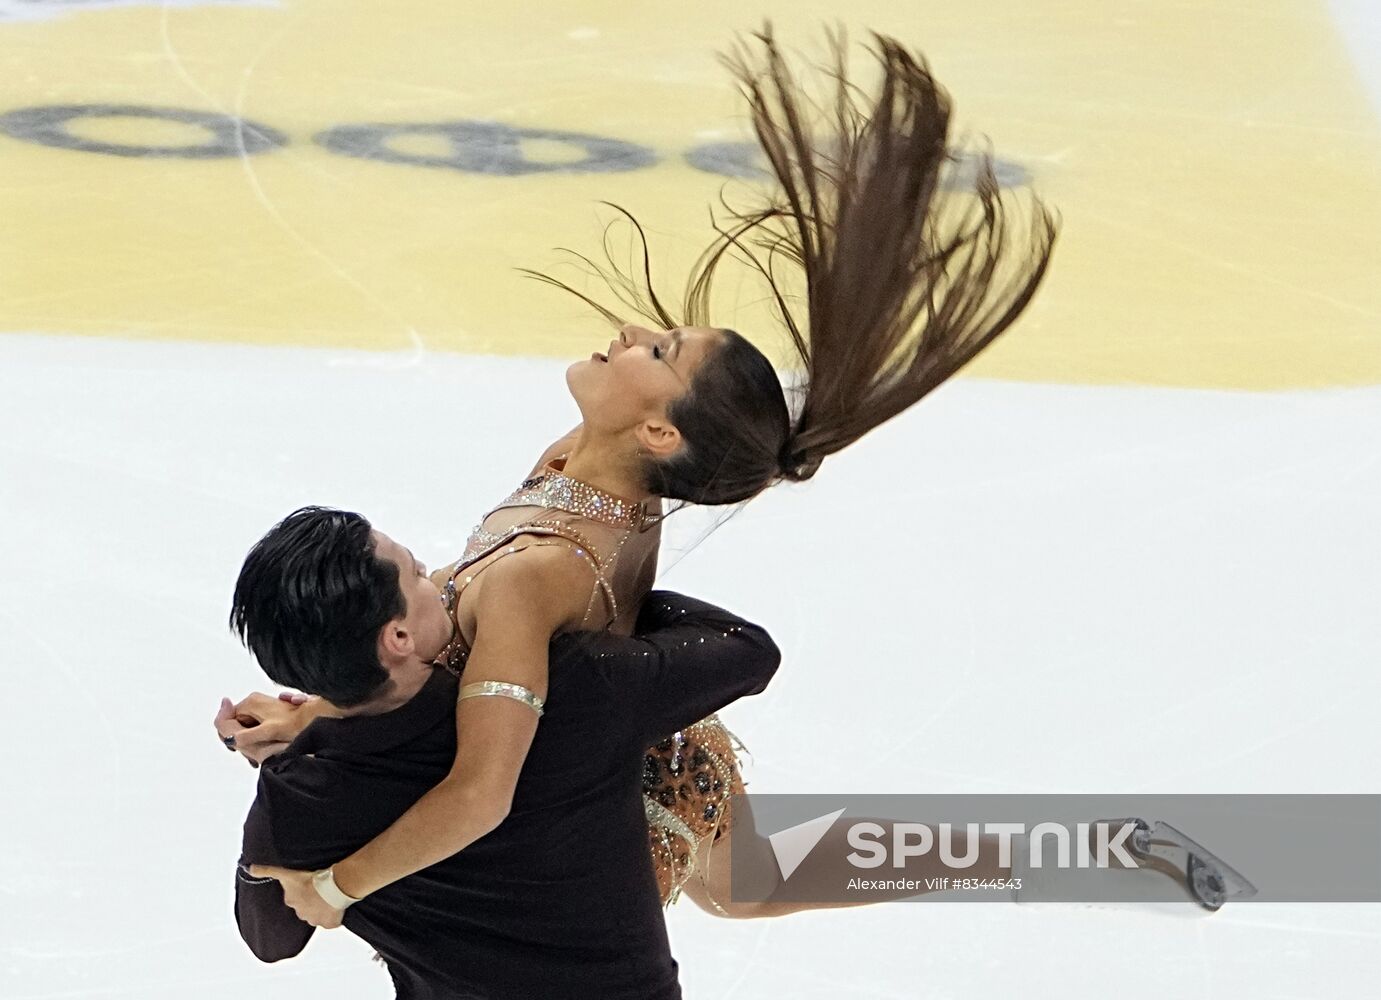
[377,619,415,664]
[635,419,682,460]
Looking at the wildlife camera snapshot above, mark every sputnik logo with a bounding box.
[768,808,847,880]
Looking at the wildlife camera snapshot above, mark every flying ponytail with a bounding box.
[526,25,1058,505]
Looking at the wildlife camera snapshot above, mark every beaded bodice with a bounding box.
[436,457,658,668]
[457,458,649,565]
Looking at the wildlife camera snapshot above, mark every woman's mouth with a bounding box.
[592,351,608,363]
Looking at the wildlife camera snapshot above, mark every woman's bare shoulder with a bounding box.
[470,536,599,629]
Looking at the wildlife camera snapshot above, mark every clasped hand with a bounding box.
[212,691,314,766]
[247,865,348,929]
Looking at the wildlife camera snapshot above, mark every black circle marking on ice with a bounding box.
[684,140,1031,189]
[682,141,767,180]
[0,104,288,159]
[314,120,657,175]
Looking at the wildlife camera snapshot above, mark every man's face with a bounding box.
[371,530,453,663]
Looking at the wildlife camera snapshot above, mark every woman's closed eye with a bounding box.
[654,332,679,362]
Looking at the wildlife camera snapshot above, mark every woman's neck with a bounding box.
[559,429,654,503]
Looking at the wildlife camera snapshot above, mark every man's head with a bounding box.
[229,507,452,708]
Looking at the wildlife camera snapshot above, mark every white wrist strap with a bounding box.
[311,867,363,910]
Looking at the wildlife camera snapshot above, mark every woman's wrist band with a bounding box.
[311,867,363,910]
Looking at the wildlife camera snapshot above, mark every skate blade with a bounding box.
[1097,818,1258,912]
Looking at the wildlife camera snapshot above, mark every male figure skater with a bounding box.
[222,506,779,999]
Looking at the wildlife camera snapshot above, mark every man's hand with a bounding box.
[247,865,347,929]
[213,692,317,766]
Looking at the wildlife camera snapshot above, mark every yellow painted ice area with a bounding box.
[0,0,1377,389]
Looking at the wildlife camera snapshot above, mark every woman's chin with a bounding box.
[564,360,590,398]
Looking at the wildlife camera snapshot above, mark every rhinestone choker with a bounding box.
[495,457,648,531]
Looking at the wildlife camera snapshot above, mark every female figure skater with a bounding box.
[222,27,1060,921]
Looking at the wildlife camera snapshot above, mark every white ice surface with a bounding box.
[1,333,1379,998]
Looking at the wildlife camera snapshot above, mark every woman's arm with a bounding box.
[326,546,592,902]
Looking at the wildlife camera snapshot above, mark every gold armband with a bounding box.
[458,681,545,717]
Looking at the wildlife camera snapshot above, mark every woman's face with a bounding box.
[566,323,723,438]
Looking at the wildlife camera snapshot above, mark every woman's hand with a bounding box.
[246,865,346,929]
[213,692,319,766]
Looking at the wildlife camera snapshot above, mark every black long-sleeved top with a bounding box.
[234,591,779,1000]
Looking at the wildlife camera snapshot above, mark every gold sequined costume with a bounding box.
[641,715,747,902]
[436,453,747,904]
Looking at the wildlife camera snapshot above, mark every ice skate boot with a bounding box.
[1097,817,1258,912]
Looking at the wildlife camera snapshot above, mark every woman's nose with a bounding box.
[619,324,654,346]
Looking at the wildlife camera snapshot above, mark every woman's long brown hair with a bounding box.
[523,25,1058,501]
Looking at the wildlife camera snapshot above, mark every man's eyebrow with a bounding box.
[670,329,683,360]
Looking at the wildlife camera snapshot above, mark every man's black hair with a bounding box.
[229,506,404,707]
